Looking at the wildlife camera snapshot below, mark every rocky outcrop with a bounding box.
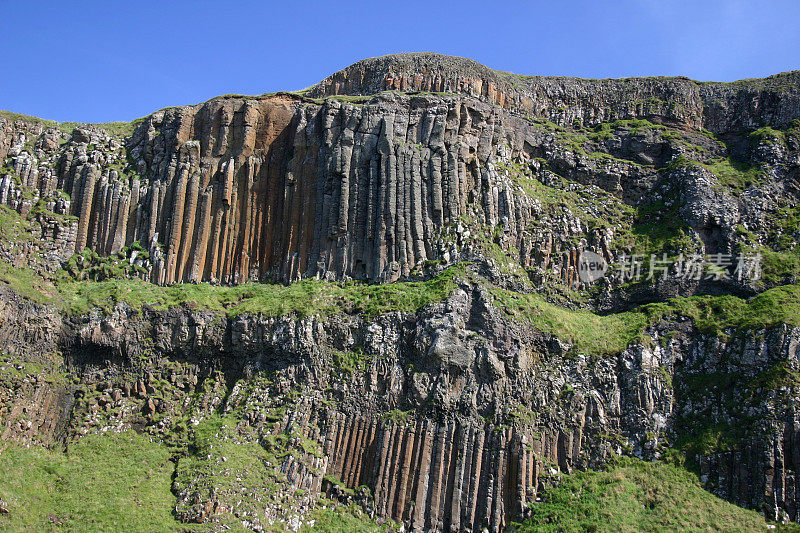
[311,53,800,133]
[1,54,798,288]
[2,272,799,530]
[2,54,800,531]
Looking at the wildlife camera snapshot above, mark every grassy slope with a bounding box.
[0,431,184,532]
[55,265,460,318]
[0,430,393,532]
[4,433,781,532]
[3,235,800,356]
[303,504,393,532]
[517,457,796,532]
[490,283,800,355]
[0,109,144,137]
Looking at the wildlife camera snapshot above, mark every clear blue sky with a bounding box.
[2,1,798,123]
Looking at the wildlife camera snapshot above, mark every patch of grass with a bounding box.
[517,457,783,532]
[173,415,285,519]
[381,409,413,426]
[660,284,800,335]
[0,110,145,138]
[629,201,697,258]
[493,282,800,355]
[331,347,368,374]
[56,264,462,318]
[327,94,374,104]
[495,160,636,244]
[0,431,187,532]
[63,246,149,281]
[0,110,58,129]
[303,501,396,532]
[0,205,33,244]
[666,155,765,191]
[738,204,800,286]
[588,118,666,141]
[489,287,651,356]
[0,352,67,386]
[673,358,800,458]
[703,157,764,190]
[303,94,375,106]
[752,360,800,390]
[0,260,58,304]
[750,126,787,147]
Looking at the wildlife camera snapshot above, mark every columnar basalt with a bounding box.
[1,53,800,531]
[1,53,799,289]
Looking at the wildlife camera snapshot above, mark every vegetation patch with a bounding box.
[331,347,368,374]
[381,409,413,426]
[492,283,800,355]
[628,200,697,259]
[490,286,651,356]
[0,431,187,532]
[302,502,397,532]
[173,414,289,522]
[703,157,764,190]
[56,264,462,318]
[516,457,786,532]
[0,110,145,138]
[656,284,800,335]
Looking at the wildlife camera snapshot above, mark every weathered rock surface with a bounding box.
[1,273,799,530]
[1,53,798,290]
[1,53,800,531]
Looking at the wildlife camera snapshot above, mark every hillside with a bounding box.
[1,53,799,531]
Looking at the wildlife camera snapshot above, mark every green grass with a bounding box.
[56,264,461,318]
[0,109,145,138]
[0,425,386,532]
[303,503,396,532]
[588,118,667,141]
[0,203,462,316]
[0,431,187,532]
[0,260,58,305]
[627,200,698,258]
[3,235,798,358]
[738,203,800,286]
[0,110,59,129]
[517,457,789,532]
[674,357,800,457]
[0,205,34,244]
[173,415,286,522]
[758,248,800,286]
[665,156,765,192]
[490,287,651,356]
[331,347,368,374]
[750,126,787,147]
[381,409,413,426]
[492,283,800,355]
[495,160,637,244]
[703,157,765,190]
[660,284,800,335]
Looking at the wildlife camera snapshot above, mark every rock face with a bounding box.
[1,53,800,531]
[2,278,800,530]
[1,52,798,287]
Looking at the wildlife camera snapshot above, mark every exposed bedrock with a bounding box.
[311,53,800,133]
[1,53,798,287]
[2,283,799,529]
[2,53,800,530]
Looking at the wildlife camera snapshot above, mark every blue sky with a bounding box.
[2,1,798,123]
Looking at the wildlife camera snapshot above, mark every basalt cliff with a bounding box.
[1,53,800,531]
